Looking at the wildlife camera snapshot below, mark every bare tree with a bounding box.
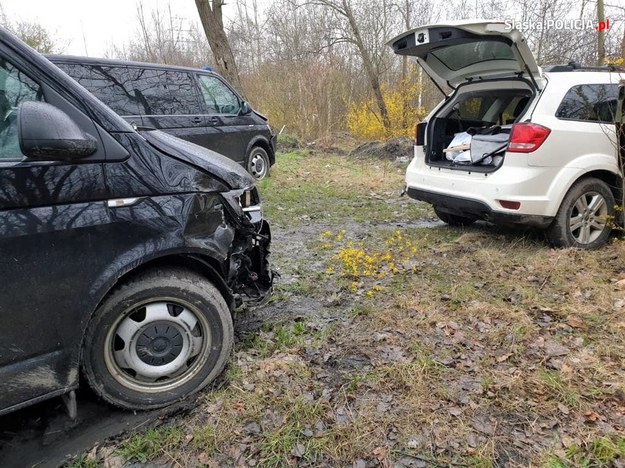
[310,0,392,135]
[0,9,64,54]
[597,0,606,65]
[111,1,212,68]
[195,0,243,93]
[12,22,61,53]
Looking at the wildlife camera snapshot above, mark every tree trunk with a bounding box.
[195,0,243,94]
[597,0,605,66]
[401,0,410,131]
[341,0,391,135]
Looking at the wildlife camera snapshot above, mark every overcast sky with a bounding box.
[0,0,231,57]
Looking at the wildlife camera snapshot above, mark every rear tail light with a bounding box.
[415,122,426,146]
[508,123,551,153]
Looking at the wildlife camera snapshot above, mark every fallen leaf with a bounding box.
[472,416,496,435]
[449,406,463,416]
[545,340,569,357]
[372,446,388,459]
[198,452,211,465]
[497,353,512,363]
[557,403,570,415]
[566,316,588,330]
[292,443,306,458]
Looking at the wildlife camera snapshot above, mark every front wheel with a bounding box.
[547,178,615,249]
[247,146,270,180]
[434,206,476,227]
[82,268,233,410]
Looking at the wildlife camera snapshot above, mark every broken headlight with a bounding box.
[239,187,262,224]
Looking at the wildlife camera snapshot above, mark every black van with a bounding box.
[48,55,276,179]
[0,27,272,415]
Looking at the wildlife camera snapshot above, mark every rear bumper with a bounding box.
[407,187,553,228]
[406,145,583,219]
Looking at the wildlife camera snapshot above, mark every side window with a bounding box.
[0,57,42,160]
[56,64,141,116]
[132,68,170,116]
[197,75,240,115]
[165,71,203,115]
[556,84,619,123]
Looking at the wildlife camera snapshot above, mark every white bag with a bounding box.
[444,132,472,163]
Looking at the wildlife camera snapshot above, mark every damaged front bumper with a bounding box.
[230,219,273,306]
[221,187,274,307]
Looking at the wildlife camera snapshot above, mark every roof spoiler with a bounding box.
[543,61,624,73]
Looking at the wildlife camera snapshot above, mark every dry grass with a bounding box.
[258,150,432,226]
[76,150,625,467]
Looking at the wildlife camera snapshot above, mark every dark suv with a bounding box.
[0,27,272,415]
[48,55,276,179]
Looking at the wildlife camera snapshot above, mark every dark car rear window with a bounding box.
[556,84,619,123]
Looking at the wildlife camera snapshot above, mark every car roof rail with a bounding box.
[543,61,625,73]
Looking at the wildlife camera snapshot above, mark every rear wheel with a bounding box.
[434,206,476,227]
[82,268,233,410]
[547,178,614,249]
[247,146,270,180]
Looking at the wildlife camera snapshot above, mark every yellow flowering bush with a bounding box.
[347,79,427,140]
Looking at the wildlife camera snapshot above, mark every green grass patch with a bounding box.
[259,151,430,226]
[545,435,625,467]
[116,425,184,463]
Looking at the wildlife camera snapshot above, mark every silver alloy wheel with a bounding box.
[249,149,268,179]
[568,191,608,245]
[104,299,210,393]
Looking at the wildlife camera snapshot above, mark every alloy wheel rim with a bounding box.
[568,191,608,245]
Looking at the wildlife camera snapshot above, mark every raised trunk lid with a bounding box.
[388,21,543,91]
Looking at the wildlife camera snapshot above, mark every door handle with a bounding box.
[209,117,219,125]
[191,116,202,125]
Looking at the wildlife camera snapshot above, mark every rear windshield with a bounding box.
[430,41,516,71]
[556,84,619,123]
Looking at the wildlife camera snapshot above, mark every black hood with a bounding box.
[141,129,255,190]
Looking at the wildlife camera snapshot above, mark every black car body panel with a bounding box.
[140,129,255,190]
[46,55,277,169]
[0,28,272,415]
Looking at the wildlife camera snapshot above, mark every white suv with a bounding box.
[389,21,625,249]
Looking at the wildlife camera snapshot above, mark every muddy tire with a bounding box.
[546,178,614,249]
[82,268,233,410]
[246,146,270,180]
[434,206,476,227]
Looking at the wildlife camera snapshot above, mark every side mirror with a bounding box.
[239,101,252,115]
[18,101,97,161]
